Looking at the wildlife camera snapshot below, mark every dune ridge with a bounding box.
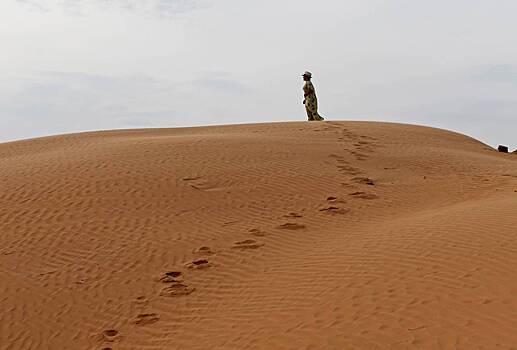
[1,121,516,350]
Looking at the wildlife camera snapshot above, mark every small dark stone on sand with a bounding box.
[498,145,509,153]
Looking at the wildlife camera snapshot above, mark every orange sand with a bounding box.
[1,121,516,349]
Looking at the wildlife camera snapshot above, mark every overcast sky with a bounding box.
[1,0,517,148]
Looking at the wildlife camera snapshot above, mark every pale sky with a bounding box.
[1,0,517,148]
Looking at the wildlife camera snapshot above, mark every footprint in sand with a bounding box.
[130,295,150,316]
[193,246,214,255]
[185,258,211,270]
[182,176,201,181]
[283,212,303,218]
[189,182,219,191]
[327,194,348,202]
[248,228,267,237]
[359,135,378,141]
[160,283,195,297]
[131,295,149,309]
[351,177,375,185]
[158,271,183,283]
[337,165,363,175]
[101,329,120,342]
[329,154,348,164]
[277,223,306,230]
[327,196,348,204]
[232,239,264,249]
[134,313,160,326]
[319,206,350,215]
[349,191,378,200]
[351,150,368,155]
[183,176,222,191]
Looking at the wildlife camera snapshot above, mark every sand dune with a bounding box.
[1,121,516,350]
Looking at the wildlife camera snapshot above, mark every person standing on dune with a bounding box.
[302,71,324,121]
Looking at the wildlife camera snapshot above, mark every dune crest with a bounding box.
[1,121,516,349]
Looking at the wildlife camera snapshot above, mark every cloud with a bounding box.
[0,71,178,141]
[155,0,200,15]
[192,72,252,94]
[14,0,49,12]
[0,70,260,143]
[467,64,517,85]
[14,0,205,17]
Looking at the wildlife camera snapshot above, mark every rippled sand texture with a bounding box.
[1,122,516,350]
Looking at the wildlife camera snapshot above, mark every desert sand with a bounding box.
[1,121,516,350]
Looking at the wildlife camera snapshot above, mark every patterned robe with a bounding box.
[303,80,324,121]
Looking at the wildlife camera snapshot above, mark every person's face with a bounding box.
[303,75,310,81]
